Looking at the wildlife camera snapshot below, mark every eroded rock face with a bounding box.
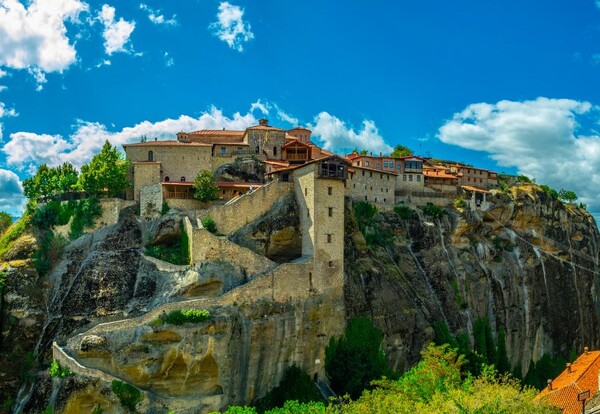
[345,186,600,374]
[214,157,265,183]
[229,193,302,263]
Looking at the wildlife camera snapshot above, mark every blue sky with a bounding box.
[1,0,600,222]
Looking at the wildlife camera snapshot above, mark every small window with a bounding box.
[353,184,356,188]
[374,197,378,202]
[164,176,170,182]
[383,161,388,168]
[390,162,394,168]
[305,188,307,196]
[328,207,333,217]
[409,175,413,182]
[384,198,387,202]
[362,170,365,176]
[328,260,334,268]
[307,208,310,217]
[328,187,333,195]
[370,172,373,178]
[148,150,153,161]
[417,175,421,182]
[273,146,278,156]
[255,146,260,154]
[220,146,226,154]
[364,195,368,200]
[327,234,332,243]
[376,162,380,168]
[387,175,390,181]
[237,147,242,154]
[365,161,370,167]
[397,164,402,170]
[380,174,383,179]
[403,175,407,181]
[180,176,185,182]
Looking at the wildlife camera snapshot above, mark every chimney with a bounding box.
[380,152,382,157]
[567,363,572,373]
[259,118,268,126]
[585,346,590,355]
[547,379,553,390]
[154,137,157,141]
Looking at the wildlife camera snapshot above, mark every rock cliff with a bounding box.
[0,183,598,413]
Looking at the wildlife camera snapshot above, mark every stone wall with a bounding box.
[395,173,425,191]
[140,183,163,220]
[133,162,161,201]
[166,198,207,211]
[293,165,316,256]
[348,166,396,206]
[209,181,294,235]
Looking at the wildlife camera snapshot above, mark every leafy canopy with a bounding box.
[79,140,129,196]
[193,169,219,202]
[390,145,413,158]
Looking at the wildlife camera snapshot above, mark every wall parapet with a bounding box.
[208,181,294,235]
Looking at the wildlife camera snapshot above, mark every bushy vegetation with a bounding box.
[254,365,322,412]
[390,144,413,158]
[202,215,217,234]
[0,215,28,259]
[193,169,219,202]
[325,317,388,398]
[221,344,557,414]
[420,203,447,219]
[79,141,130,197]
[353,201,395,247]
[111,380,142,412]
[454,197,466,208]
[48,359,72,378]
[30,198,101,240]
[393,204,413,219]
[161,201,170,215]
[539,184,559,200]
[160,309,211,325]
[33,232,67,277]
[145,224,190,265]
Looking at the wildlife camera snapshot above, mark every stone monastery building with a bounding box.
[123,118,498,213]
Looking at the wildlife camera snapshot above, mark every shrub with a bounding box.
[163,309,211,325]
[161,201,170,215]
[254,365,322,412]
[325,317,387,398]
[193,170,219,202]
[49,359,72,378]
[393,204,413,219]
[454,198,466,208]
[0,215,28,259]
[421,203,447,219]
[539,184,559,200]
[70,197,101,240]
[202,215,217,234]
[111,380,142,412]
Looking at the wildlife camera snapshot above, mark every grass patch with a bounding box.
[0,216,28,259]
[111,380,142,412]
[161,309,210,325]
[49,359,72,378]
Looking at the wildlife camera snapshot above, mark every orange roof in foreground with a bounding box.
[537,350,600,414]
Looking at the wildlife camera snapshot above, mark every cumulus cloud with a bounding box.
[209,2,254,52]
[0,101,18,140]
[0,69,6,78]
[438,97,600,217]
[97,4,135,55]
[0,0,88,87]
[0,169,25,216]
[139,3,176,26]
[310,112,392,154]
[3,105,261,171]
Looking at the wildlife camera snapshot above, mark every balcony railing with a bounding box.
[165,191,191,199]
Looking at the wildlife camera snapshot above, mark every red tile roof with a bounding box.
[188,130,245,136]
[537,350,600,414]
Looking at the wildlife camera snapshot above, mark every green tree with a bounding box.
[53,162,79,195]
[0,212,12,234]
[192,170,219,202]
[559,189,578,204]
[325,317,387,398]
[390,145,413,158]
[255,365,322,412]
[23,164,55,200]
[79,141,129,197]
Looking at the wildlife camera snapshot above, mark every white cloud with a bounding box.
[97,4,135,55]
[139,3,176,26]
[209,2,254,52]
[310,112,393,154]
[0,169,25,216]
[0,101,18,140]
[250,100,269,115]
[0,0,88,86]
[274,104,299,126]
[0,69,6,78]
[3,105,260,170]
[438,97,600,218]
[163,52,174,67]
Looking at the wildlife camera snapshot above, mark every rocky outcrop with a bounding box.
[214,157,265,183]
[229,193,302,263]
[345,185,600,373]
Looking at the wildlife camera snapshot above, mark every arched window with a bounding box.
[148,150,153,161]
[164,176,170,182]
[180,176,185,182]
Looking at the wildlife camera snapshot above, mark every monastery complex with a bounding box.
[123,118,499,214]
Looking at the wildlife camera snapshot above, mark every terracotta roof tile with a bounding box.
[188,130,245,136]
